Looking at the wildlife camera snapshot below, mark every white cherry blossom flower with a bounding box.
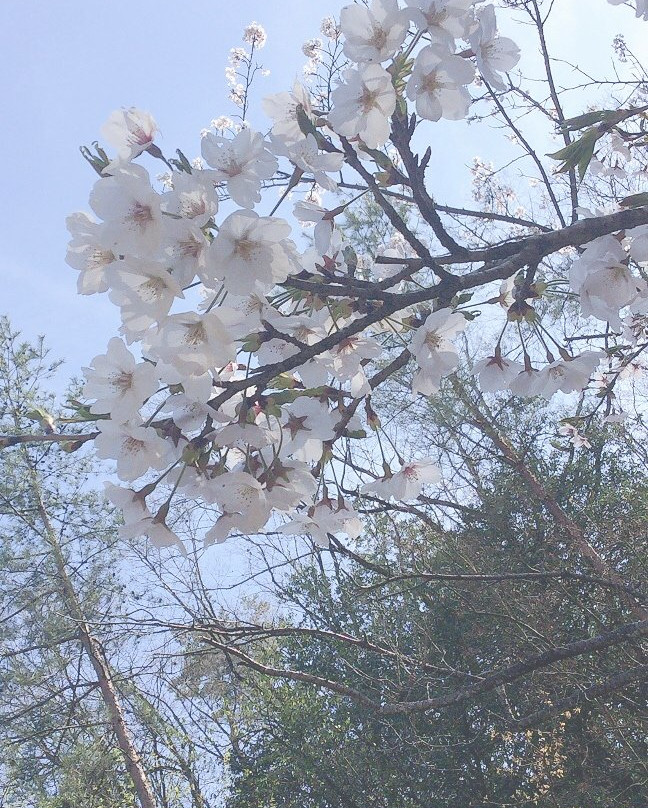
[328,64,396,149]
[205,470,271,543]
[213,421,276,450]
[201,128,277,208]
[411,309,466,395]
[148,311,237,374]
[101,107,157,161]
[65,212,117,294]
[121,509,186,550]
[535,352,603,399]
[83,337,159,420]
[89,165,163,257]
[474,354,524,393]
[627,225,648,263]
[362,457,441,501]
[156,364,215,404]
[469,4,520,91]
[278,397,338,462]
[321,16,341,39]
[162,171,219,226]
[508,366,544,398]
[272,134,344,190]
[161,393,211,434]
[104,482,148,525]
[405,0,475,44]
[294,200,335,255]
[104,483,184,550]
[95,421,172,481]
[325,334,383,396]
[280,498,363,548]
[340,0,409,64]
[607,0,648,20]
[407,44,474,121]
[558,423,591,449]
[263,82,314,144]
[255,337,300,368]
[570,235,639,327]
[208,210,299,293]
[243,21,267,48]
[162,217,210,287]
[264,460,319,511]
[108,259,184,339]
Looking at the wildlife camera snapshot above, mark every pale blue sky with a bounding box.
[0,0,644,389]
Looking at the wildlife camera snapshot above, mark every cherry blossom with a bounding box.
[474,354,525,393]
[508,367,544,398]
[95,422,173,482]
[405,0,475,44]
[411,309,467,395]
[201,128,277,208]
[104,483,185,552]
[362,457,441,501]
[277,397,338,462]
[100,107,157,162]
[108,259,184,339]
[65,213,117,295]
[161,171,219,226]
[205,471,272,544]
[328,64,397,148]
[243,21,267,48]
[293,200,335,255]
[469,4,520,91]
[557,423,591,449]
[536,352,603,399]
[607,0,648,20]
[407,44,475,121]
[161,217,210,287]
[208,210,299,294]
[263,460,319,511]
[627,225,648,263]
[280,498,363,548]
[83,338,159,420]
[262,82,314,144]
[89,165,162,257]
[339,0,409,64]
[59,1,648,560]
[147,311,237,375]
[272,133,344,190]
[570,236,639,327]
[324,334,383,397]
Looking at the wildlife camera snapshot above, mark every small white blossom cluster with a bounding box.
[243,22,267,49]
[320,15,340,40]
[68,0,648,551]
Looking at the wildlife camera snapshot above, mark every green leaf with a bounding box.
[169,149,193,173]
[296,104,319,138]
[358,144,394,171]
[25,406,56,433]
[270,374,300,390]
[559,110,614,131]
[547,128,599,179]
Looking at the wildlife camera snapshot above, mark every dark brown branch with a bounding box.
[196,617,648,716]
[390,113,469,256]
[513,663,648,729]
[0,432,98,449]
[357,569,646,601]
[339,137,450,278]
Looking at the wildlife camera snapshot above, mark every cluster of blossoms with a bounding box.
[67,1,648,552]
